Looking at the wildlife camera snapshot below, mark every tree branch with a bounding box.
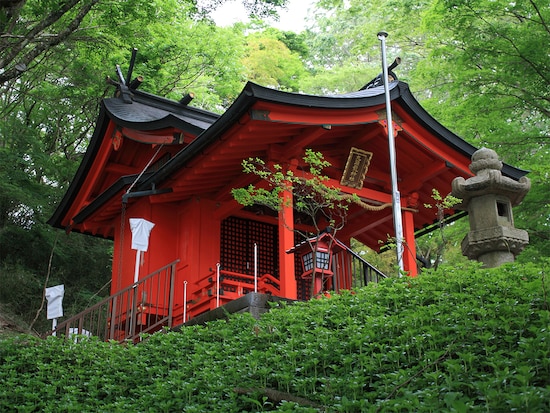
[28,232,59,332]
[0,0,99,83]
[234,387,325,411]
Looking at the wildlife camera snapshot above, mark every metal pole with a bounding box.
[168,265,175,328]
[216,263,221,308]
[378,31,405,275]
[183,281,188,323]
[133,250,141,284]
[254,243,258,293]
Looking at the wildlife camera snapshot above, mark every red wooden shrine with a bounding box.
[49,77,527,335]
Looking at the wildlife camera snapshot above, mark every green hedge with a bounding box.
[1,260,549,412]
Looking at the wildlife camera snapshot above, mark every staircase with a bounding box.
[50,260,178,343]
[49,246,386,343]
[185,267,281,320]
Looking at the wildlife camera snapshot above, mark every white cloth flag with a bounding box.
[45,284,64,320]
[129,218,155,252]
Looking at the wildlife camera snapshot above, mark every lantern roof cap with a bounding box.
[286,232,348,255]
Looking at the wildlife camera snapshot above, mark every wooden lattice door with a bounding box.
[220,216,279,279]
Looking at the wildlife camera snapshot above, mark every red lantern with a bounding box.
[288,232,345,296]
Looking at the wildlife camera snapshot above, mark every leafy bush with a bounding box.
[1,260,548,412]
[0,229,112,333]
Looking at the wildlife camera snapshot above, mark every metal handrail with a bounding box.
[331,246,387,293]
[344,247,387,283]
[49,259,179,343]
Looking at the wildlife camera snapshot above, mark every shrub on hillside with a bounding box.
[0,260,548,412]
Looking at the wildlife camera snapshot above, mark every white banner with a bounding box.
[45,284,64,320]
[129,218,155,252]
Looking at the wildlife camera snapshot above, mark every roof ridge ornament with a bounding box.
[105,47,143,104]
[360,55,401,91]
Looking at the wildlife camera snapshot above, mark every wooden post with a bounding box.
[279,188,297,299]
[402,193,418,277]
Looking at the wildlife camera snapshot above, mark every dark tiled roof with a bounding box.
[103,90,219,132]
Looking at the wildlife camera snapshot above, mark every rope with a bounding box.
[346,196,392,211]
[126,143,164,195]
[117,202,126,292]
[291,175,416,213]
[118,143,164,290]
[332,192,417,212]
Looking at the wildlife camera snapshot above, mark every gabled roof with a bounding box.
[47,91,219,236]
[103,89,218,132]
[48,81,528,249]
[136,81,526,189]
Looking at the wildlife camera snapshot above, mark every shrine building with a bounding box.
[48,76,527,341]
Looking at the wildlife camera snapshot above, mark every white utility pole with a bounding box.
[378,31,405,275]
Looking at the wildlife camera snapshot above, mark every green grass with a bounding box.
[1,259,549,412]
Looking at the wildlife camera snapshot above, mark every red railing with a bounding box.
[50,260,178,343]
[185,266,280,320]
[48,247,385,341]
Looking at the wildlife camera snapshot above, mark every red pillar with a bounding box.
[279,189,297,299]
[402,193,418,277]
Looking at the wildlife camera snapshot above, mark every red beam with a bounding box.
[67,122,117,227]
[398,121,472,178]
[345,213,393,240]
[399,160,448,194]
[105,162,140,176]
[279,189,297,299]
[121,127,181,145]
[402,209,418,277]
[251,103,384,125]
[281,126,329,159]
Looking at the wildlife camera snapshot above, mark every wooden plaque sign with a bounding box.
[340,147,373,190]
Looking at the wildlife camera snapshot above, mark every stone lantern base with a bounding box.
[461,226,529,268]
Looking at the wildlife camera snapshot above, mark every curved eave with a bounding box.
[138,81,528,191]
[49,80,529,240]
[47,109,110,230]
[48,92,220,231]
[245,81,527,180]
[137,81,396,189]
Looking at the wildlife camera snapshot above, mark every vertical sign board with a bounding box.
[340,147,373,190]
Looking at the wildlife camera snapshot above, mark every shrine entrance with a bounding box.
[220,216,280,282]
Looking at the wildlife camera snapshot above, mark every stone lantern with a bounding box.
[451,148,530,267]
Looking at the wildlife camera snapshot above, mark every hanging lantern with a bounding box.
[300,237,333,278]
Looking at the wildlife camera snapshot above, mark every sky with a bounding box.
[211,0,316,32]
